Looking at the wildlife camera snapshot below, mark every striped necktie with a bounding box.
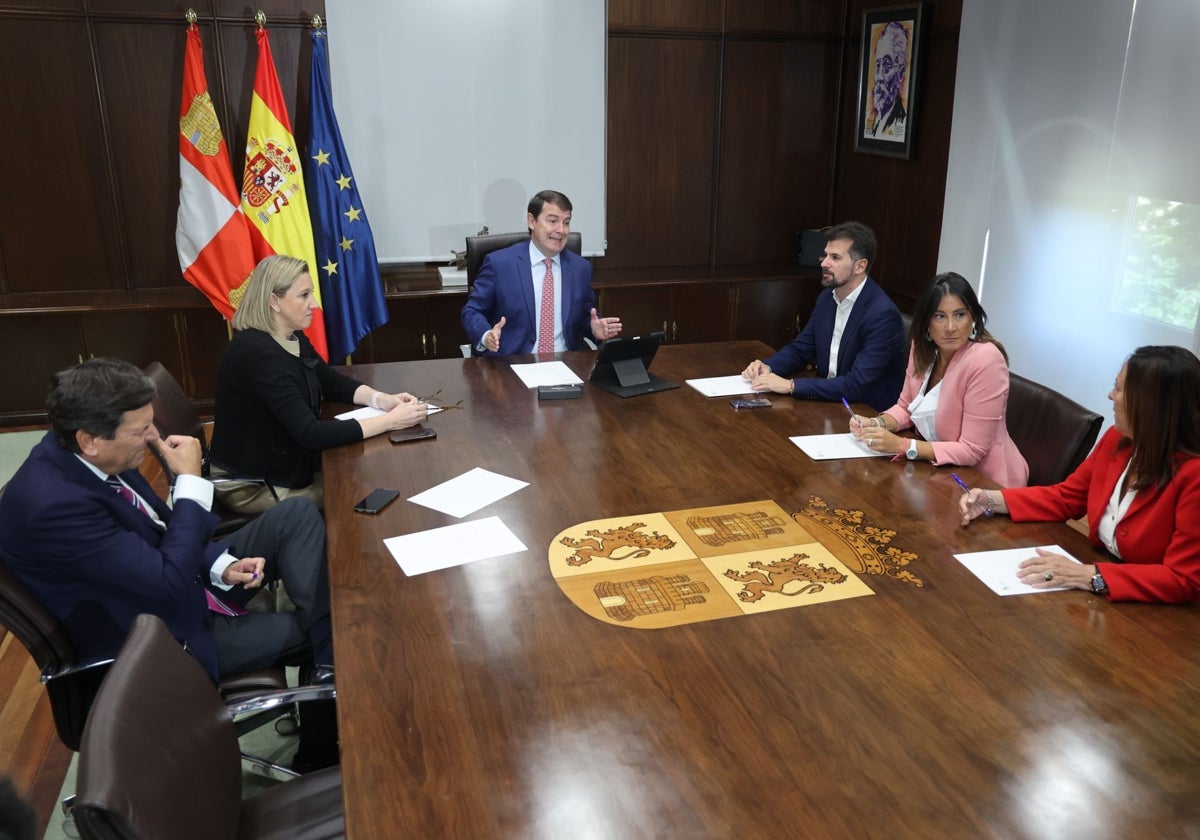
[104,475,247,617]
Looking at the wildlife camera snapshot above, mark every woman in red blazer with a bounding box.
[850,272,1029,487]
[958,345,1200,603]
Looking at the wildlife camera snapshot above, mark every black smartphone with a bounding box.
[354,488,400,514]
[730,397,772,409]
[389,426,437,444]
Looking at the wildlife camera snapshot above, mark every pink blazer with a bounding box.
[883,340,1029,487]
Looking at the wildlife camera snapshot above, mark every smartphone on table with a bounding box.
[354,488,400,515]
[389,426,437,444]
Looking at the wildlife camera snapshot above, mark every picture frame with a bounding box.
[854,3,925,159]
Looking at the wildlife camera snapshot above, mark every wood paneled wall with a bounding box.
[0,0,961,387]
[601,0,963,313]
[0,0,321,301]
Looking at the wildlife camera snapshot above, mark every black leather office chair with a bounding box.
[794,228,828,269]
[464,230,583,287]
[73,614,343,840]
[144,362,276,534]
[1007,372,1103,487]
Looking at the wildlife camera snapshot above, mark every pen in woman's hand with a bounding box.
[841,397,862,433]
[951,473,993,517]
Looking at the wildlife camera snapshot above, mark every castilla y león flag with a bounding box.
[241,24,328,359]
[176,23,256,320]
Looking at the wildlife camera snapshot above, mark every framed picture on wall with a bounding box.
[855,3,925,159]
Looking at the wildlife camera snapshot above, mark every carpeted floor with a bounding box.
[0,430,42,487]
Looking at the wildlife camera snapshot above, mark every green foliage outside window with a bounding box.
[1116,197,1200,330]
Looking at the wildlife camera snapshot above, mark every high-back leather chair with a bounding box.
[144,362,276,532]
[1006,372,1103,487]
[73,614,344,840]
[793,228,828,269]
[0,552,106,751]
[464,230,583,287]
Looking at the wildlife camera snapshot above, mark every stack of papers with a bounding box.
[790,433,886,460]
[685,375,756,398]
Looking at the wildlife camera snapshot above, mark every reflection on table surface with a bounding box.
[322,341,1200,839]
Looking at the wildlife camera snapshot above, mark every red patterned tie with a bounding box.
[538,257,555,354]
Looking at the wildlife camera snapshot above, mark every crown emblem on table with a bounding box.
[794,496,924,586]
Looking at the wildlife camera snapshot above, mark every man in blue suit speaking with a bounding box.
[742,221,906,411]
[461,190,622,355]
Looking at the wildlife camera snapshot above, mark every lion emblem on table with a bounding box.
[724,553,847,602]
[559,522,676,567]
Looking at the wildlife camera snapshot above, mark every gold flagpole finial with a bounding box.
[184,8,197,25]
[311,14,323,30]
[254,10,266,28]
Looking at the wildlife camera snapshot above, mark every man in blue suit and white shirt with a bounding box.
[0,358,338,771]
[461,189,622,355]
[742,221,906,411]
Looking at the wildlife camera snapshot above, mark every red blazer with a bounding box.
[884,340,1029,487]
[1004,427,1200,603]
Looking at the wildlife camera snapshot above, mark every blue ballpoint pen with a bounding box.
[840,397,862,433]
[951,472,992,516]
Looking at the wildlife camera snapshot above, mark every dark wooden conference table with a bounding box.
[322,341,1200,839]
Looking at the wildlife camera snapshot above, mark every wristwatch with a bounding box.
[905,440,919,460]
[1090,569,1109,595]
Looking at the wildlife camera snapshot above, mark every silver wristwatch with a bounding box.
[905,440,919,460]
[1090,570,1109,595]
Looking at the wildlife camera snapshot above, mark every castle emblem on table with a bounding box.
[559,522,675,567]
[724,554,847,602]
[243,138,302,223]
[686,511,787,546]
[594,575,710,621]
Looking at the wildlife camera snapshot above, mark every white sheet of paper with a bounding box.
[407,467,530,518]
[510,361,584,388]
[790,433,887,460]
[954,545,1080,595]
[383,516,527,576]
[685,375,757,398]
[335,405,443,420]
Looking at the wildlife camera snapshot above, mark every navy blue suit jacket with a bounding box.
[0,433,227,682]
[460,241,597,355]
[764,278,906,411]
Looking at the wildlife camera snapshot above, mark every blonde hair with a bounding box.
[232,255,309,334]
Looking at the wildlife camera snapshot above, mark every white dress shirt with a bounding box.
[827,282,865,378]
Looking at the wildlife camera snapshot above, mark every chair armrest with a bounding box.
[224,684,337,718]
[40,655,114,684]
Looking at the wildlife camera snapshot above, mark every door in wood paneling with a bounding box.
[0,19,123,293]
[717,39,840,268]
[600,285,672,340]
[182,308,232,400]
[669,281,732,343]
[82,312,184,375]
[734,279,804,352]
[605,37,720,270]
[0,316,85,416]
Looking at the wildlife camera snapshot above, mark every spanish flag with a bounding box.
[241,24,329,359]
[176,23,256,320]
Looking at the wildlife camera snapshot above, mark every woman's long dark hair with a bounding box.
[1122,345,1200,490]
[909,272,1005,372]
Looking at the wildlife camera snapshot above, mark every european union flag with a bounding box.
[305,28,388,360]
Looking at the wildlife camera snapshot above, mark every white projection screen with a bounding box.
[938,0,1200,424]
[325,0,607,263]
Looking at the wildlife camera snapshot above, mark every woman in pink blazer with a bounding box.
[850,272,1029,487]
